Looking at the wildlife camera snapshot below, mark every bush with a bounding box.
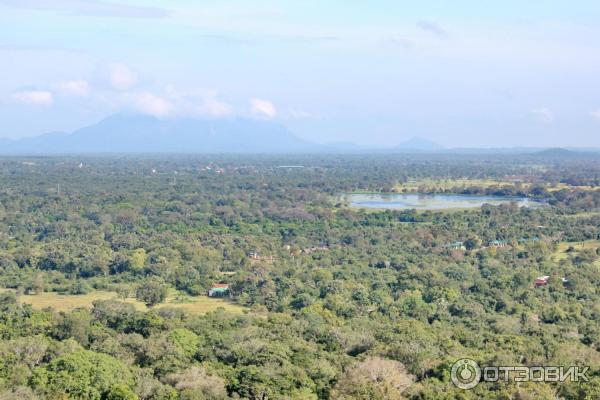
[136,279,168,307]
[31,349,135,399]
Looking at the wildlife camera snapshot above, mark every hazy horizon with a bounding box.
[2,112,600,151]
[2,1,600,148]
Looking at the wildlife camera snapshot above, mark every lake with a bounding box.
[344,193,545,210]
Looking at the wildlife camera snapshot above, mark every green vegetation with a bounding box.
[136,279,169,307]
[0,154,599,399]
[551,240,600,268]
[0,288,245,314]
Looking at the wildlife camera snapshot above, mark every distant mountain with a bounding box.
[395,137,444,152]
[2,118,599,155]
[324,141,375,153]
[444,147,544,154]
[443,147,600,157]
[0,114,319,154]
[534,148,578,157]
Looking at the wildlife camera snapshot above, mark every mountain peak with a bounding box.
[395,137,443,152]
[0,114,316,154]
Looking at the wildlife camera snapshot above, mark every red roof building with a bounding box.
[208,283,230,297]
[535,276,549,287]
[211,283,229,289]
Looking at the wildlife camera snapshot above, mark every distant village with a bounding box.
[442,237,540,251]
[208,245,332,297]
[207,235,581,297]
[442,236,574,288]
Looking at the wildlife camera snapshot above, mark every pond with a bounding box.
[343,193,545,210]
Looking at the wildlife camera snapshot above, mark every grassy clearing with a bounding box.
[546,183,597,192]
[394,178,597,193]
[394,178,510,192]
[551,240,600,265]
[0,288,246,314]
[561,211,600,219]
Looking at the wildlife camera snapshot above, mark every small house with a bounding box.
[519,237,540,244]
[489,240,508,248]
[208,283,229,297]
[444,241,465,250]
[535,276,550,287]
[534,276,569,287]
[248,252,275,261]
[301,245,330,254]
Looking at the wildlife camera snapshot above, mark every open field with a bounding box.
[561,211,600,219]
[0,288,246,314]
[546,184,597,192]
[551,240,600,265]
[393,178,598,193]
[394,178,516,192]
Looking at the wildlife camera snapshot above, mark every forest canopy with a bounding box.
[0,154,599,399]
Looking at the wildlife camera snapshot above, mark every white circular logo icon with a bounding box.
[451,358,481,389]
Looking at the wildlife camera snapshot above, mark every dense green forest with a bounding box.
[1,154,600,399]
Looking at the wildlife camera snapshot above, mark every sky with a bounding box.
[1,0,600,148]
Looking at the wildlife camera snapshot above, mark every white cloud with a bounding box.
[416,20,447,37]
[57,80,89,96]
[250,98,277,118]
[163,86,234,117]
[0,0,169,18]
[109,63,137,91]
[288,109,312,119]
[202,97,233,117]
[130,92,172,117]
[531,107,554,123]
[591,109,600,121]
[12,90,54,106]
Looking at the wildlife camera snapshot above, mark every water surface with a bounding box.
[344,193,544,210]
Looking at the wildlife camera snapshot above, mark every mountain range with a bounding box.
[0,114,598,155]
[0,114,316,154]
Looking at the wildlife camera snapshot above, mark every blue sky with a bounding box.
[1,0,600,147]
